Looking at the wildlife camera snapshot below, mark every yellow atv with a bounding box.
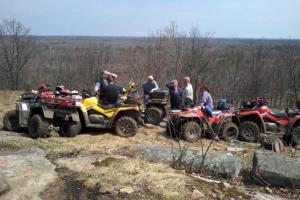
[78,93,142,137]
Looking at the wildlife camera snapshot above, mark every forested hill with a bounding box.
[1,24,300,109]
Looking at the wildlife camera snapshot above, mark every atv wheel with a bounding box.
[182,121,202,142]
[115,116,138,137]
[28,114,49,139]
[220,122,239,141]
[59,121,81,137]
[291,126,300,146]
[3,110,21,132]
[239,121,259,142]
[145,107,163,125]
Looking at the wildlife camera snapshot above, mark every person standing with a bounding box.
[166,80,182,110]
[182,77,193,107]
[142,75,159,99]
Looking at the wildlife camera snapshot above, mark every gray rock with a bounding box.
[0,147,58,200]
[122,144,242,180]
[252,151,300,188]
[191,189,205,199]
[120,186,134,194]
[227,146,244,152]
[99,185,115,194]
[0,178,10,195]
[230,139,261,148]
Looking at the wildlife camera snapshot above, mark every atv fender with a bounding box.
[213,115,240,135]
[237,111,266,133]
[29,106,80,122]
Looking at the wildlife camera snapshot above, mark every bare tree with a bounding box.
[183,28,212,102]
[0,19,35,90]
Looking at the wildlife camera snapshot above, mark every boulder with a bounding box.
[252,151,300,188]
[191,189,205,199]
[0,178,10,195]
[0,147,58,200]
[121,144,242,180]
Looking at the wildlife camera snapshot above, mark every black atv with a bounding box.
[144,90,169,125]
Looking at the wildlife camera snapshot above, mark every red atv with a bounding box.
[166,106,239,142]
[237,98,300,145]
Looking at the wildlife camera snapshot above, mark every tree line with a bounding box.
[0,19,299,108]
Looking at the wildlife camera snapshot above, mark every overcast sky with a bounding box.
[0,0,299,38]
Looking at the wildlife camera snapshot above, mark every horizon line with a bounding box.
[30,35,300,41]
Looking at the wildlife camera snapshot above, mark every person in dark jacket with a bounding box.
[100,75,124,105]
[94,70,118,93]
[166,80,182,110]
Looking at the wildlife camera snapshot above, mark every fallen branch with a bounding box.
[188,174,221,184]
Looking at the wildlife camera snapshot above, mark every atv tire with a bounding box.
[291,126,300,146]
[145,107,163,125]
[59,121,81,137]
[182,121,202,142]
[220,122,239,141]
[3,110,21,132]
[115,116,138,137]
[28,114,49,139]
[239,121,260,142]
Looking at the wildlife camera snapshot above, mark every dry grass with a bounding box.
[79,156,193,199]
[0,90,22,128]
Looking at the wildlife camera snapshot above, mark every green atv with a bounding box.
[3,91,82,138]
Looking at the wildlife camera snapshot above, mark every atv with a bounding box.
[236,98,300,145]
[79,90,143,137]
[166,106,239,142]
[4,84,143,138]
[3,85,83,138]
[143,90,169,125]
[122,82,168,125]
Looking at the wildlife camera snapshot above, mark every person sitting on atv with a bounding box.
[100,75,125,105]
[166,80,182,110]
[182,77,193,108]
[142,75,159,99]
[95,70,118,94]
[199,85,214,117]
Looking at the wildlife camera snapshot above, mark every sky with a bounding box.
[0,0,299,39]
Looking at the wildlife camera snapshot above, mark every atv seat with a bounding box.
[212,110,222,116]
[270,111,288,118]
[98,102,135,110]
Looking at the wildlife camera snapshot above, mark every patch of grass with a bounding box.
[78,157,193,199]
[0,91,22,128]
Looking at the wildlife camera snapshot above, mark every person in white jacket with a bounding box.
[182,76,193,107]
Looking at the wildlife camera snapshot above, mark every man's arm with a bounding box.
[150,80,159,93]
[104,70,118,78]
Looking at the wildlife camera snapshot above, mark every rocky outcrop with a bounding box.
[121,144,242,180]
[0,147,58,200]
[252,151,300,188]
